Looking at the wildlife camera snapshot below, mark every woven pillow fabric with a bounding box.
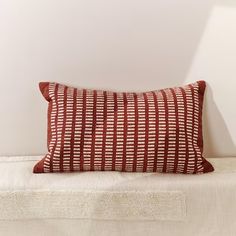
[34,81,214,174]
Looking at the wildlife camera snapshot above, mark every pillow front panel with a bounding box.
[34,81,214,174]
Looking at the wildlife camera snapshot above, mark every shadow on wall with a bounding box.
[203,83,236,157]
[217,0,236,8]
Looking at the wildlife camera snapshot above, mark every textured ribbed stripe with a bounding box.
[180,87,189,174]
[69,88,77,171]
[122,93,128,171]
[112,93,118,171]
[101,91,107,171]
[91,90,97,171]
[50,84,59,172]
[152,91,159,172]
[132,93,139,172]
[79,89,87,171]
[170,88,180,173]
[189,84,198,174]
[143,93,149,172]
[161,90,169,173]
[59,86,68,172]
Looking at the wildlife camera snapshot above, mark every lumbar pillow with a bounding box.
[34,81,214,174]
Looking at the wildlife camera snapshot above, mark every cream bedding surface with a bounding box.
[0,156,236,236]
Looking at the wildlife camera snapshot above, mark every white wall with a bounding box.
[0,0,236,157]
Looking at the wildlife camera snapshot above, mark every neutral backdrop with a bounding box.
[0,0,236,157]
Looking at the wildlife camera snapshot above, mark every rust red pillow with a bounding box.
[34,81,214,174]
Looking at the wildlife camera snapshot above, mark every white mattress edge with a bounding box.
[0,190,186,221]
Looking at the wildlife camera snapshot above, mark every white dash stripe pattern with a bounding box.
[34,81,214,174]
